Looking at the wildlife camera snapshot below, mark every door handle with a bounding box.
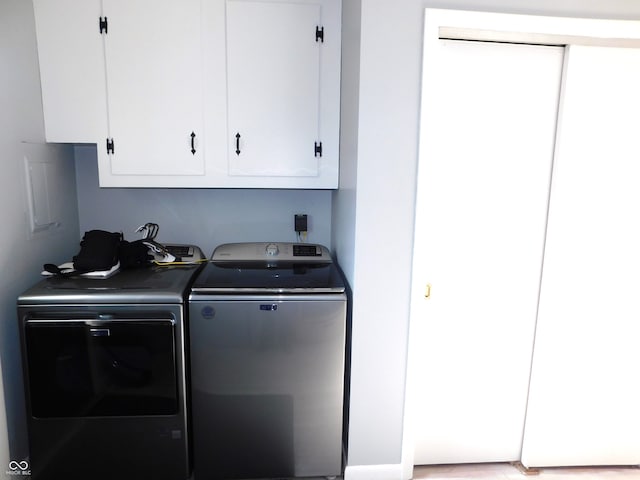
[424,283,432,299]
[90,328,111,337]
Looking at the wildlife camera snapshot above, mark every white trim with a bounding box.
[344,463,406,480]
[429,9,640,46]
[440,27,640,48]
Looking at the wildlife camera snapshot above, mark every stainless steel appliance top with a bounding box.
[190,242,345,294]
[18,264,204,305]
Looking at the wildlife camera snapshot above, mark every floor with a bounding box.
[413,463,640,479]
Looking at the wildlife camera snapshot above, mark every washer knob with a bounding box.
[265,243,279,256]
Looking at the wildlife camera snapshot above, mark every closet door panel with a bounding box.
[522,45,640,468]
[412,39,563,465]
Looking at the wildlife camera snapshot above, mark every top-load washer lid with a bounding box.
[190,242,346,294]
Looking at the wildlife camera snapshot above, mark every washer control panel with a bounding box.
[211,242,330,262]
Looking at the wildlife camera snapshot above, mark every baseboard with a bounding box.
[344,463,405,480]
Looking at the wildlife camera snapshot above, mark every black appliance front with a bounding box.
[18,307,190,480]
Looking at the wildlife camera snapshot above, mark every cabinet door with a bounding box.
[32,0,107,143]
[226,0,339,187]
[411,39,563,464]
[102,0,204,176]
[521,45,640,468]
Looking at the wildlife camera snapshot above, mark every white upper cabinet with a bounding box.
[227,1,320,178]
[32,0,107,143]
[222,0,341,188]
[101,0,205,178]
[31,0,341,188]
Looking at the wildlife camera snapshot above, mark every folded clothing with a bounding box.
[42,261,120,278]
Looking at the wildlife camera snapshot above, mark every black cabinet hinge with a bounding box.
[99,16,108,34]
[106,138,114,154]
[314,141,323,157]
[316,26,324,43]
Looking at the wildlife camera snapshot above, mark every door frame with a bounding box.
[402,9,640,479]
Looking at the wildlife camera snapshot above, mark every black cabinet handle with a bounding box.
[190,132,196,155]
[235,133,241,155]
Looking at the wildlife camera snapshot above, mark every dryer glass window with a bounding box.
[25,319,178,418]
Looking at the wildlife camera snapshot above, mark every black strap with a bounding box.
[42,263,91,277]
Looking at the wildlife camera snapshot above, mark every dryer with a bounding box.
[17,260,204,480]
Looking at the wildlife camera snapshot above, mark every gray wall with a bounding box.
[74,146,333,254]
[0,0,80,470]
[333,0,640,476]
[8,0,640,477]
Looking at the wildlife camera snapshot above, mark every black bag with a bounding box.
[72,230,122,272]
[118,239,153,269]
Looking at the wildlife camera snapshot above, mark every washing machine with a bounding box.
[188,242,348,479]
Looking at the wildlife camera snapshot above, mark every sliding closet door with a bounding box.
[412,39,563,464]
[521,45,640,468]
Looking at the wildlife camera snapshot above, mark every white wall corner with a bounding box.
[344,463,409,480]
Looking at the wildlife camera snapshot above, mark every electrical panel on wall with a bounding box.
[23,143,73,238]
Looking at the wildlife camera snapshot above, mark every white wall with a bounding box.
[74,146,334,254]
[331,0,360,276]
[333,0,640,478]
[0,0,80,472]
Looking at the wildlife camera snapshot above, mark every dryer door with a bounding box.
[24,317,178,418]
